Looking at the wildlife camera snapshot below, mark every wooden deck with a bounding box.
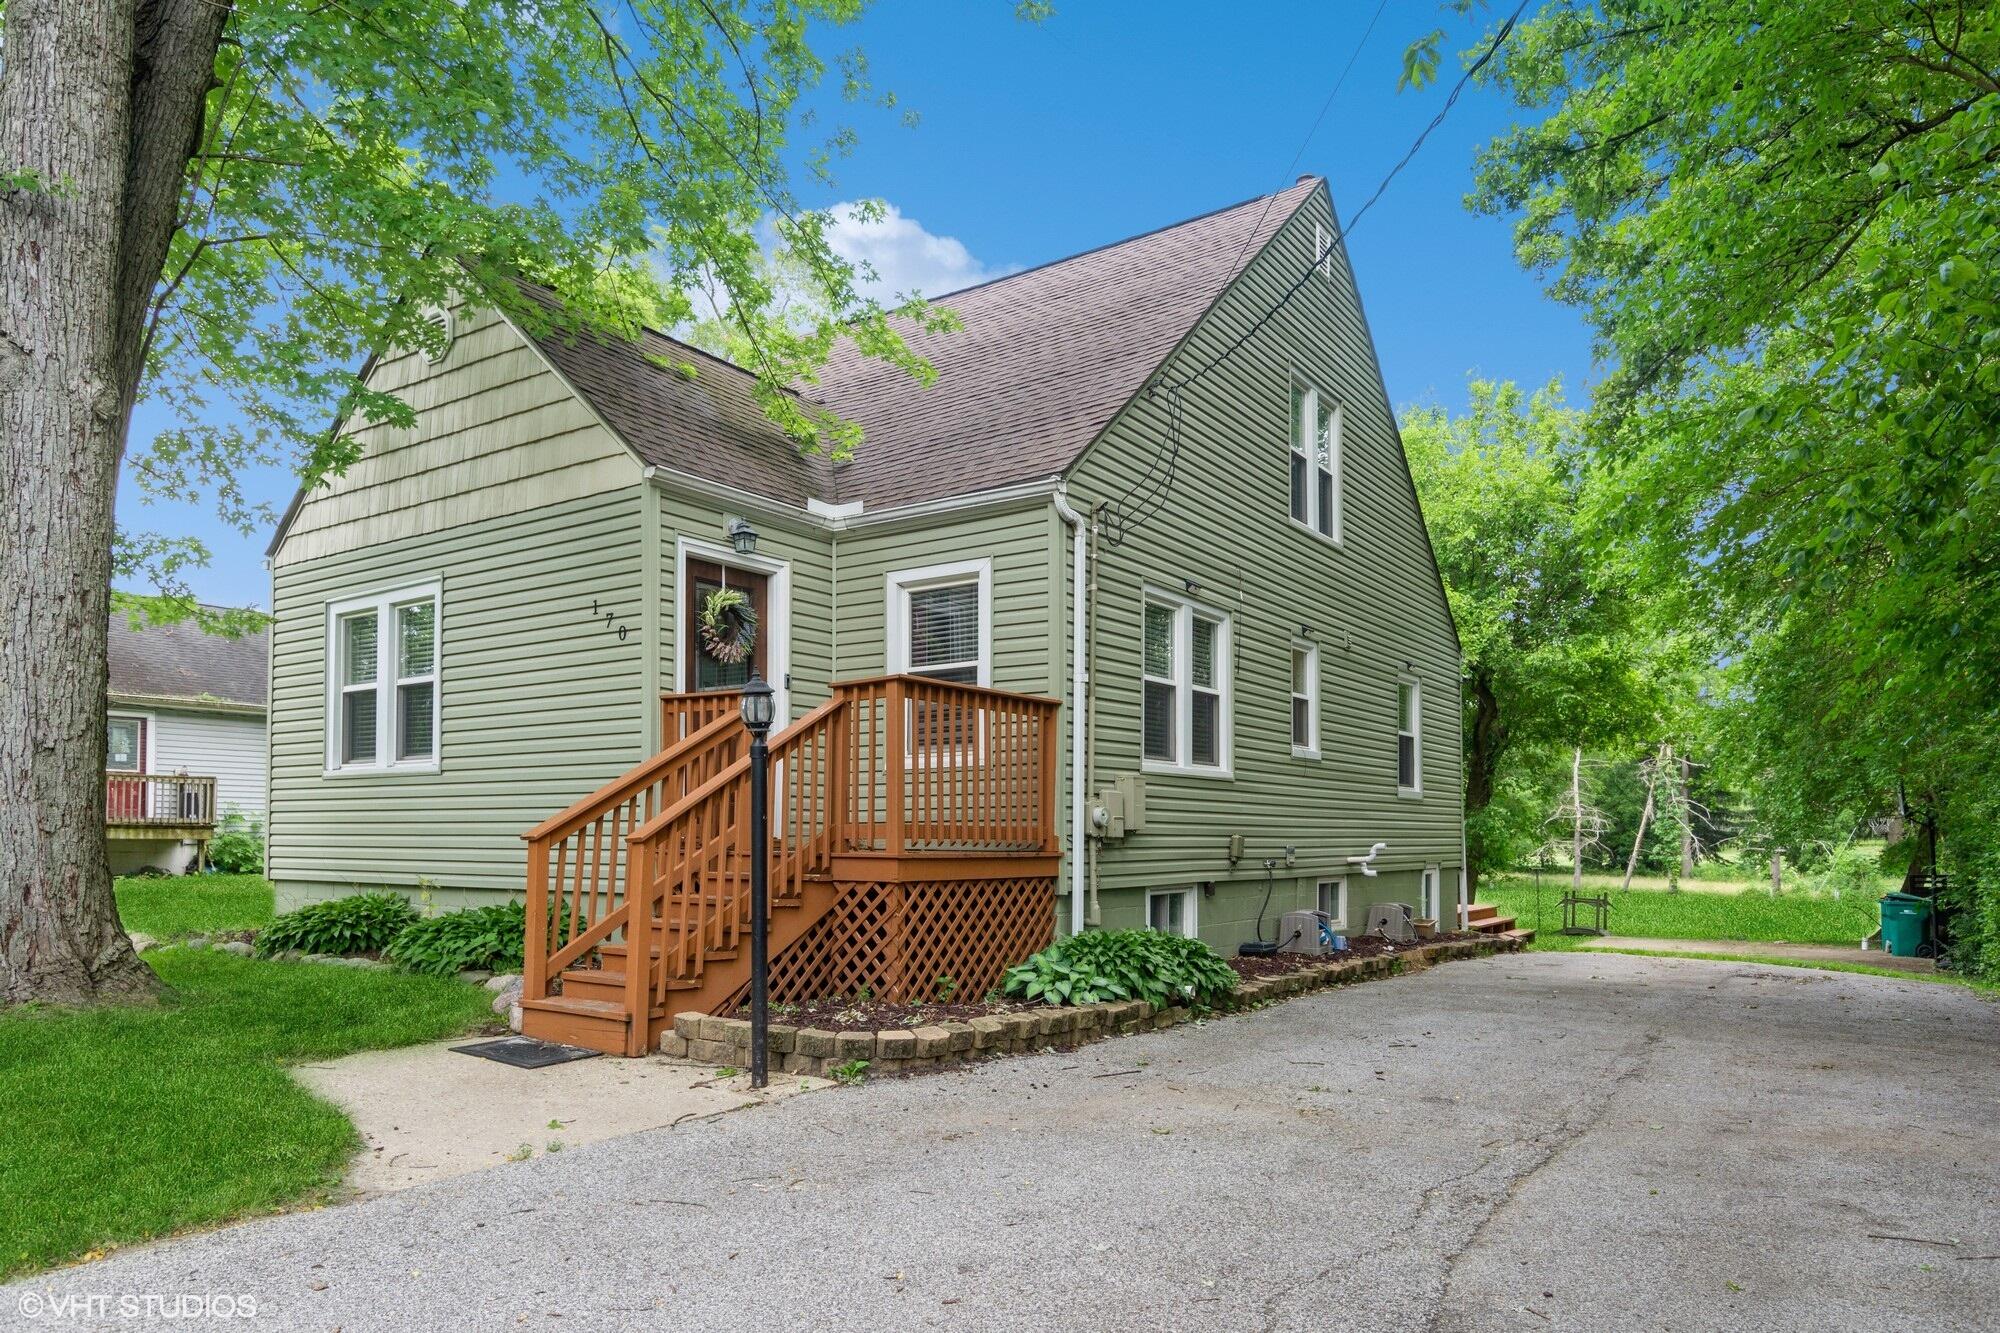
[105,772,218,836]
[520,676,1062,1055]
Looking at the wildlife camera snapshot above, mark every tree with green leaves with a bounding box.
[1401,379,1651,894]
[0,0,1039,1006]
[1460,0,2000,973]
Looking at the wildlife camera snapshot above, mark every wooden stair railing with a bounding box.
[520,711,745,1014]
[521,676,1062,1055]
[622,697,847,1033]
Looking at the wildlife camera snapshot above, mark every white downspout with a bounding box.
[1052,484,1088,938]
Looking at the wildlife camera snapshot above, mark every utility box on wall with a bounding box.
[1096,774,1148,840]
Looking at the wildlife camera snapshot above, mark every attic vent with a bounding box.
[414,302,455,364]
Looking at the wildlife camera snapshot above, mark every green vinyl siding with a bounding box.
[1063,183,1464,945]
[269,488,649,907]
[831,500,1056,693]
[655,488,836,727]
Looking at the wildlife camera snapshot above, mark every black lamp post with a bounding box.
[740,671,776,1088]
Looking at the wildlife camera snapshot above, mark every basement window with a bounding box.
[1317,878,1347,930]
[1146,887,1197,939]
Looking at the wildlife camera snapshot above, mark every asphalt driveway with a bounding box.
[9,952,1997,1331]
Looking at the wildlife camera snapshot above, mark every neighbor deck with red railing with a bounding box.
[521,676,1062,1055]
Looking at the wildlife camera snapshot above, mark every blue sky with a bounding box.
[119,0,1594,609]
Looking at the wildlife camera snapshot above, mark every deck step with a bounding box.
[1502,927,1537,945]
[1470,914,1516,935]
[519,994,632,1054]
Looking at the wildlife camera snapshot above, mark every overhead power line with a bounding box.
[1151,0,1531,400]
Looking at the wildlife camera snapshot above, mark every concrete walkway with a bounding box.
[291,1039,824,1195]
[1580,935,1939,974]
[9,952,1997,1331]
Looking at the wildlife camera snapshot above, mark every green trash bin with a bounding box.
[1879,892,1932,958]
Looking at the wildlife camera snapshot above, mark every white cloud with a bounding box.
[821,201,1012,299]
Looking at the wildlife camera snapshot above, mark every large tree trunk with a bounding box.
[1462,668,1506,900]
[1,0,229,1006]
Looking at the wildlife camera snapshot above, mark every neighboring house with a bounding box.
[265,176,1464,961]
[106,610,269,874]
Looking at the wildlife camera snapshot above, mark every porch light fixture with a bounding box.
[741,671,775,1088]
[727,517,759,556]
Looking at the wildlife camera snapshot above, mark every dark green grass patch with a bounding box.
[0,949,489,1279]
[1485,878,1880,951]
[114,873,274,941]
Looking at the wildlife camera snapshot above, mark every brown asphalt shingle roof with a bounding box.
[528,180,1319,511]
[108,612,268,710]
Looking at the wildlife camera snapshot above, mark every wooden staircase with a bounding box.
[1466,900,1534,944]
[519,676,1062,1055]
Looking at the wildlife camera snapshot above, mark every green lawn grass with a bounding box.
[114,872,274,940]
[1484,877,1879,951]
[0,947,491,1278]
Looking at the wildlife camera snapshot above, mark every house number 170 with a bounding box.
[591,598,634,642]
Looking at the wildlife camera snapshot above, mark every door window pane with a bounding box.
[107,718,141,770]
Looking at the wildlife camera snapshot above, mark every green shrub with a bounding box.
[257,892,417,958]
[386,902,527,977]
[205,808,264,875]
[1002,929,1238,1008]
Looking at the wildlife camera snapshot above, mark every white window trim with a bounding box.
[1397,674,1422,798]
[1290,639,1320,759]
[674,536,793,723]
[1288,377,1344,547]
[1312,220,1334,281]
[1316,877,1348,931]
[1140,588,1233,778]
[1145,887,1198,939]
[885,557,992,687]
[323,580,443,777]
[1421,865,1442,922]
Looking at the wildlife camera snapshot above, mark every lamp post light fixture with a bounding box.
[727,517,760,557]
[740,671,776,1088]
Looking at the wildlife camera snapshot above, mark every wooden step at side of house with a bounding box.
[519,995,634,1052]
[1503,927,1537,945]
[638,878,843,1051]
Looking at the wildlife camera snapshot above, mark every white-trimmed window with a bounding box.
[327,583,441,772]
[1290,641,1319,756]
[1142,590,1230,774]
[1421,865,1441,921]
[1288,379,1342,542]
[1396,677,1421,795]
[1312,220,1334,281]
[887,559,991,686]
[1316,877,1347,930]
[1146,887,1197,938]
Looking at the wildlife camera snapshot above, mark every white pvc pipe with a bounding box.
[1052,484,1088,937]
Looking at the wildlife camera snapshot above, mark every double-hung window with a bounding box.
[1288,379,1342,542]
[1396,677,1421,796]
[887,559,991,686]
[1142,591,1230,774]
[1290,641,1319,757]
[328,583,441,772]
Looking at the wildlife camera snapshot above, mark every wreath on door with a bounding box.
[698,587,759,665]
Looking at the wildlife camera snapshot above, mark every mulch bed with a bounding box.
[739,996,1041,1033]
[1228,931,1483,979]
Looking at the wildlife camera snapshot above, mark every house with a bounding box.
[106,610,269,873]
[263,177,1465,1049]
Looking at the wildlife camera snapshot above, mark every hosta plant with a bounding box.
[257,892,417,958]
[1002,929,1238,1009]
[385,902,528,977]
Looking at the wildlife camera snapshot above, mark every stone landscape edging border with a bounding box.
[658,934,1522,1077]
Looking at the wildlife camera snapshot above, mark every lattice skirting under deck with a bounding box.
[764,876,1054,1006]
